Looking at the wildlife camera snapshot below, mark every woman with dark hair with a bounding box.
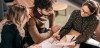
[53,0,100,48]
[1,4,31,48]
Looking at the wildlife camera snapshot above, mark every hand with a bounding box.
[68,45,76,48]
[51,24,61,33]
[67,41,76,48]
[52,32,60,40]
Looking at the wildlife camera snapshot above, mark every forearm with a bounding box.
[28,25,42,43]
[59,27,71,39]
[40,30,53,40]
[29,25,53,43]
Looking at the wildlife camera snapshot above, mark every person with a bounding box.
[53,0,100,48]
[1,4,31,48]
[27,0,60,44]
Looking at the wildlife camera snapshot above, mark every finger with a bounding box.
[57,35,60,40]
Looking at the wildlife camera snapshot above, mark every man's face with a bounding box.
[38,7,53,16]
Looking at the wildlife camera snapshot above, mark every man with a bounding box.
[26,0,60,45]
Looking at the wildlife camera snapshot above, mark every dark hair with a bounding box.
[34,0,52,9]
[33,0,52,19]
[82,1,98,15]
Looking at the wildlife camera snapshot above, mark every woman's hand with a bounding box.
[68,45,76,48]
[52,32,60,40]
[67,41,76,48]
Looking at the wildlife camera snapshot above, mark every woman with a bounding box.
[53,0,100,48]
[1,4,31,48]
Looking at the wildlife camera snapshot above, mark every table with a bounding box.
[52,1,68,16]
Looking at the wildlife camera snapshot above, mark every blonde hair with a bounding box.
[7,4,27,38]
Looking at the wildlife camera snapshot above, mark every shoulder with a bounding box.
[70,10,80,18]
[2,23,17,33]
[3,23,16,28]
[72,10,80,14]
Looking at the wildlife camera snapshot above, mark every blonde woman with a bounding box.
[1,4,31,48]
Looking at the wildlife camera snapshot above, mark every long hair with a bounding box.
[7,4,27,38]
[8,4,27,25]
